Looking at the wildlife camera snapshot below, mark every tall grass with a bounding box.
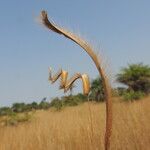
[0,97,150,150]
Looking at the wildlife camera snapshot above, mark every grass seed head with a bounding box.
[60,70,68,89]
[81,74,90,95]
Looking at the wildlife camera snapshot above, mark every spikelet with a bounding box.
[60,70,68,89]
[64,73,81,93]
[81,74,90,95]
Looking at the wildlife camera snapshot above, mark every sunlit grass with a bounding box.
[0,96,150,150]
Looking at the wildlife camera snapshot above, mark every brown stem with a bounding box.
[41,10,112,150]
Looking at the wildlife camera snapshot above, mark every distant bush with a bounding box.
[115,87,127,96]
[61,93,87,106]
[4,112,32,126]
[50,93,87,110]
[74,93,87,102]
[50,97,63,110]
[0,99,50,117]
[25,102,39,111]
[62,96,78,106]
[0,94,88,114]
[39,101,50,110]
[122,91,145,101]
[31,102,39,109]
[12,103,27,113]
[0,107,13,116]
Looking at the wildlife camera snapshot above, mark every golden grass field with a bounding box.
[0,97,150,150]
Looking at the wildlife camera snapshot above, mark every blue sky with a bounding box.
[0,0,150,106]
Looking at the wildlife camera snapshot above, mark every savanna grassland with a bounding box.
[0,97,150,150]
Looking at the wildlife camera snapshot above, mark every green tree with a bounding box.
[39,99,50,110]
[117,63,150,94]
[30,102,39,109]
[50,97,63,110]
[12,103,26,113]
[89,77,105,101]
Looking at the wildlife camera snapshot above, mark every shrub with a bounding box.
[30,102,39,109]
[61,94,87,106]
[122,91,145,101]
[50,97,63,110]
[62,96,78,106]
[2,112,32,126]
[39,101,50,110]
[74,93,87,102]
[50,94,87,110]
[115,87,127,96]
[12,103,27,113]
[0,107,13,116]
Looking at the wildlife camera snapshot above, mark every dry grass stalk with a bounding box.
[41,11,112,150]
[1,97,150,150]
[48,67,90,95]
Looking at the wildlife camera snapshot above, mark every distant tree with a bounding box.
[41,97,47,102]
[89,77,105,101]
[75,93,87,101]
[117,63,150,94]
[39,101,50,110]
[50,97,63,110]
[12,103,26,113]
[30,102,39,109]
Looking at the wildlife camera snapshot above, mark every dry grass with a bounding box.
[0,96,150,150]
